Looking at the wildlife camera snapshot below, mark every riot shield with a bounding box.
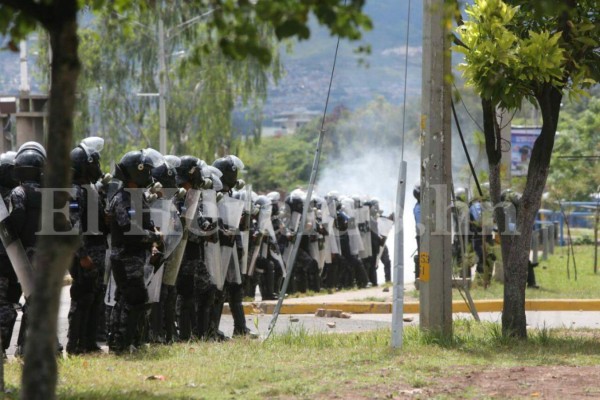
[282,210,301,270]
[375,216,394,266]
[201,189,223,289]
[306,208,320,262]
[162,189,201,286]
[104,177,122,288]
[357,205,372,258]
[0,199,35,297]
[146,265,164,303]
[104,267,117,307]
[341,198,364,256]
[316,206,332,270]
[145,197,183,302]
[324,198,341,256]
[218,195,245,287]
[162,230,188,286]
[248,201,271,276]
[150,197,183,258]
[269,243,286,278]
[247,233,264,277]
[238,186,252,275]
[377,217,394,238]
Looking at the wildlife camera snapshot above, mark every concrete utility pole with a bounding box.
[19,40,30,94]
[158,17,168,155]
[419,0,453,335]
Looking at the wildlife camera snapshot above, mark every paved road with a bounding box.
[7,285,600,356]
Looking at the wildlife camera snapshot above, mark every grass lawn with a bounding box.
[5,321,600,399]
[462,244,600,301]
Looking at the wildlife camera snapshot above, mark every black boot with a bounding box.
[231,303,250,336]
[163,285,177,343]
[177,298,194,341]
[195,287,215,340]
[207,290,228,341]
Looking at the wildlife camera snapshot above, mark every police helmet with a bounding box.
[114,149,158,187]
[175,156,205,189]
[455,187,468,203]
[267,191,280,214]
[212,155,244,192]
[366,197,381,215]
[201,165,224,192]
[151,154,180,189]
[501,188,521,204]
[285,189,305,214]
[71,136,104,183]
[413,185,421,202]
[480,182,490,200]
[14,142,46,183]
[255,195,270,208]
[0,151,17,189]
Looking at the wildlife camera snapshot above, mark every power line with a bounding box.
[265,1,345,340]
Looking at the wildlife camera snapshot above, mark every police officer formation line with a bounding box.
[0,138,395,356]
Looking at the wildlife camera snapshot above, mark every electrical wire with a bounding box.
[400,0,412,162]
[451,99,483,197]
[452,82,512,153]
[452,82,484,132]
[265,2,345,340]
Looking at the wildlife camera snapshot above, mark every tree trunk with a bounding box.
[21,1,80,399]
[481,100,512,277]
[501,85,563,338]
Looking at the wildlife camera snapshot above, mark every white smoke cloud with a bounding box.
[316,145,421,283]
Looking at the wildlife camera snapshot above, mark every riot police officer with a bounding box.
[173,156,209,341]
[413,185,421,288]
[211,155,253,337]
[453,187,471,278]
[108,150,163,353]
[0,152,19,355]
[9,142,47,356]
[148,154,182,343]
[67,137,107,354]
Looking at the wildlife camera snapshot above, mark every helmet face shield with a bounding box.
[202,165,222,179]
[164,155,181,170]
[80,137,104,158]
[0,151,16,166]
[267,191,280,203]
[142,148,165,169]
[211,175,223,192]
[229,155,245,171]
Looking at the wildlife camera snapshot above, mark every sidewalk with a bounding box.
[237,283,600,315]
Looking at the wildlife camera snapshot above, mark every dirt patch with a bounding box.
[313,366,600,399]
[437,365,600,399]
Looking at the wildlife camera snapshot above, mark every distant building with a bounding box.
[264,107,320,136]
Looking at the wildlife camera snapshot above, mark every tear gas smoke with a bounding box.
[316,145,421,283]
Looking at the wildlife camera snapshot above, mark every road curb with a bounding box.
[231,299,600,315]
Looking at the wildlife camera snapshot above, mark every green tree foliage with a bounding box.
[456,0,565,109]
[239,97,424,195]
[548,86,600,201]
[69,3,282,165]
[455,0,599,338]
[0,1,371,399]
[240,134,314,193]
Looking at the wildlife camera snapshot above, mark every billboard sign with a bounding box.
[511,126,541,176]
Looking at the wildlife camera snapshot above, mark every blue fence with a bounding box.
[537,202,599,246]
